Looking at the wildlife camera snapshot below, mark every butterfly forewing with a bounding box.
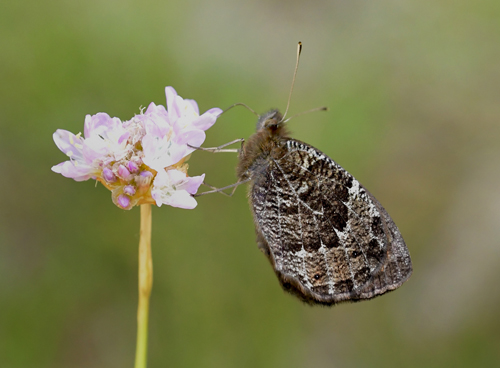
[250,138,411,304]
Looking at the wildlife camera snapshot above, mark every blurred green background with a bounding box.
[1,1,500,367]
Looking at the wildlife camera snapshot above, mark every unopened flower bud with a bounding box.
[118,164,132,180]
[103,167,116,183]
[117,194,130,209]
[124,185,136,196]
[128,161,139,173]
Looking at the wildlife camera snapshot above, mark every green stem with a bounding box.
[135,204,153,368]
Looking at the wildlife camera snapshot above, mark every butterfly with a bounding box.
[236,108,412,305]
[197,42,412,305]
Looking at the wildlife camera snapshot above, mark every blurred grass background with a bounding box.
[1,0,500,367]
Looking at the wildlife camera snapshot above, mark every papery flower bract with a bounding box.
[52,86,220,210]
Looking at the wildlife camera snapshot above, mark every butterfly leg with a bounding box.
[194,177,251,197]
[188,138,245,153]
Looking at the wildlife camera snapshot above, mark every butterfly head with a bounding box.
[256,109,285,132]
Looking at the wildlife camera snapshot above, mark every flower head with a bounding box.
[52,87,221,210]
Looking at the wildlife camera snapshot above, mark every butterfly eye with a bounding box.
[265,118,279,128]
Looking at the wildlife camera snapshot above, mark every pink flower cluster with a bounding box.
[52,87,221,210]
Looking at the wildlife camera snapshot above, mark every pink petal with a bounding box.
[166,169,187,183]
[145,102,168,117]
[183,174,205,195]
[84,112,114,138]
[53,130,84,159]
[143,102,170,135]
[118,131,130,145]
[191,108,222,131]
[142,134,186,170]
[143,117,167,138]
[175,129,206,148]
[165,86,181,121]
[205,107,223,117]
[81,136,108,162]
[185,99,199,115]
[51,161,95,181]
[167,190,198,209]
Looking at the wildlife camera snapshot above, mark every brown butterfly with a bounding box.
[198,43,412,305]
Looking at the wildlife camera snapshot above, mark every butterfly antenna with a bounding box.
[219,102,260,117]
[281,41,302,123]
[283,106,328,123]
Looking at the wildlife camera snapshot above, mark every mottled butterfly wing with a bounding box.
[355,188,412,300]
[250,139,412,305]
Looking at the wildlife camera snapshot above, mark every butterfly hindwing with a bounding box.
[250,138,412,304]
[356,188,413,299]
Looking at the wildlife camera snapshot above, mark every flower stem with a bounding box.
[135,204,153,368]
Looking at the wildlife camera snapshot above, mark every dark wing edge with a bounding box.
[356,186,413,300]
